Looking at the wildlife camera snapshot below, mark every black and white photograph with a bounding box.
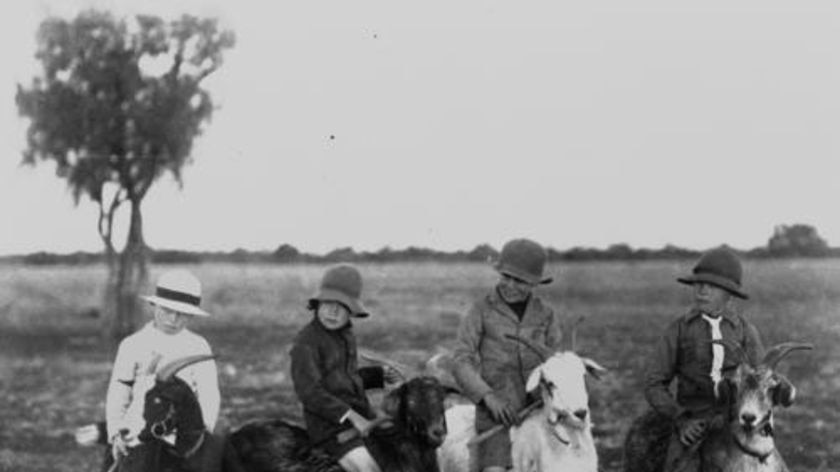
[1,1,838,471]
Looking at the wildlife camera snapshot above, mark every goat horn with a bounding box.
[712,339,750,366]
[762,342,813,370]
[569,315,585,352]
[156,355,215,382]
[359,348,417,378]
[505,334,551,362]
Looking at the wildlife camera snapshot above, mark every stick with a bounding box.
[358,348,414,377]
[466,400,543,447]
[336,416,394,444]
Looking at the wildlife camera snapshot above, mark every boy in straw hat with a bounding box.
[644,247,795,472]
[452,238,564,472]
[105,269,220,459]
[290,264,401,472]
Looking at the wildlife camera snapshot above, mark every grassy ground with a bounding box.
[0,260,838,471]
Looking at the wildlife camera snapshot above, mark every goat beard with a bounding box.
[545,411,589,449]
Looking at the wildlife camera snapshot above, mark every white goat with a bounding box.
[437,342,606,472]
[511,351,605,472]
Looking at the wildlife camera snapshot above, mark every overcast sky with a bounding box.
[1,0,838,255]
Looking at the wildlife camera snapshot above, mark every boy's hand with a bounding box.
[483,392,515,427]
[677,418,708,446]
[345,410,374,437]
[111,430,131,457]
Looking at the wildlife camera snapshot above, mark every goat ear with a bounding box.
[770,374,797,407]
[525,367,544,392]
[442,384,462,396]
[582,357,607,380]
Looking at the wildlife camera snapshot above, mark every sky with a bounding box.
[1,1,839,256]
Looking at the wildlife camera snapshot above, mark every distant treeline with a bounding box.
[8,242,840,267]
[5,225,834,266]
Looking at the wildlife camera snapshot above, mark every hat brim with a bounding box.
[142,295,211,317]
[310,288,369,318]
[494,263,553,285]
[677,274,749,300]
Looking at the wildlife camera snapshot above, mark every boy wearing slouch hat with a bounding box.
[645,247,796,472]
[452,238,564,472]
[290,264,401,472]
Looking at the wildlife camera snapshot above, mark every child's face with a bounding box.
[317,300,351,330]
[692,282,731,315]
[153,305,191,335]
[497,273,536,304]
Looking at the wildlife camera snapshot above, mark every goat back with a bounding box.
[622,410,672,472]
[228,419,342,472]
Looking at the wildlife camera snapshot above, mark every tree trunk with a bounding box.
[102,198,150,350]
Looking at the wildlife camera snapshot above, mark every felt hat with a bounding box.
[677,247,748,299]
[309,264,369,318]
[493,238,553,285]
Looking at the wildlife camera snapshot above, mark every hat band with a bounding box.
[156,287,201,307]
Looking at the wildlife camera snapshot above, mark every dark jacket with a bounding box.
[644,307,764,418]
[290,318,384,447]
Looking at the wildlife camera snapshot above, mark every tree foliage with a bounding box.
[16,9,235,343]
[767,224,830,257]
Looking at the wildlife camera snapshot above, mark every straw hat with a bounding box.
[141,269,211,317]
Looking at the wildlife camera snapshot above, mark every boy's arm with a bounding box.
[644,321,682,418]
[290,343,354,423]
[452,304,493,404]
[105,341,135,440]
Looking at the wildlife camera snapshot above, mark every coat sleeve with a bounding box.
[452,303,493,404]
[105,339,135,440]
[290,342,352,423]
[358,366,385,390]
[644,320,682,418]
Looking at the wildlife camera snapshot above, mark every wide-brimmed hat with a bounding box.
[677,247,748,299]
[493,238,553,285]
[141,269,211,317]
[309,264,369,318]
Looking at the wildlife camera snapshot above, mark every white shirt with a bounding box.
[105,322,220,440]
[702,314,724,399]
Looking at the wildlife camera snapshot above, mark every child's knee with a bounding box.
[338,446,381,472]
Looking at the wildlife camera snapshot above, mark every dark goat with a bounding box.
[113,355,246,472]
[623,342,812,472]
[229,376,452,472]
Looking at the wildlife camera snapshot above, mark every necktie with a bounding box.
[702,314,724,398]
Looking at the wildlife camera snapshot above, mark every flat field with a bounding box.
[1,259,838,471]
